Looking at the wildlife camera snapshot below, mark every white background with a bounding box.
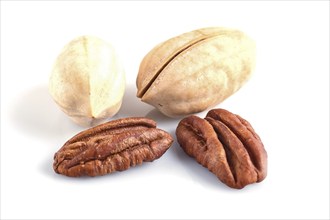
[1,1,329,219]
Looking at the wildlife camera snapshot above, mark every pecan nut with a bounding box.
[176,108,267,189]
[136,27,256,118]
[53,117,173,177]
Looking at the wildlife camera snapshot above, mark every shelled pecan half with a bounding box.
[53,117,173,177]
[176,108,267,189]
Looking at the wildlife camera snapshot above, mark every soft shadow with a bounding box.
[145,109,180,160]
[145,109,230,190]
[145,108,180,125]
[40,153,58,179]
[117,84,153,118]
[10,84,82,142]
[171,143,232,191]
[10,83,154,141]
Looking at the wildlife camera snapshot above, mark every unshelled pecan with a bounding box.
[53,117,173,177]
[136,27,256,118]
[176,108,267,189]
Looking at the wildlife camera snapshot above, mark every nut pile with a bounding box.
[50,27,267,189]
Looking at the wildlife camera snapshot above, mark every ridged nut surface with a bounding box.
[176,109,267,189]
[54,117,173,177]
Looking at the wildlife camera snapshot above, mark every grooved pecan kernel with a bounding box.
[53,117,173,177]
[176,108,267,189]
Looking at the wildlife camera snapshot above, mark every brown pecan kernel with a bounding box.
[176,108,267,189]
[53,117,173,177]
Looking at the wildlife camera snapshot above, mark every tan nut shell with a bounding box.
[49,36,125,126]
[136,27,256,118]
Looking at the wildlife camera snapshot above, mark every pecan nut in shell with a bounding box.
[136,27,256,117]
[176,109,267,189]
[53,117,173,177]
